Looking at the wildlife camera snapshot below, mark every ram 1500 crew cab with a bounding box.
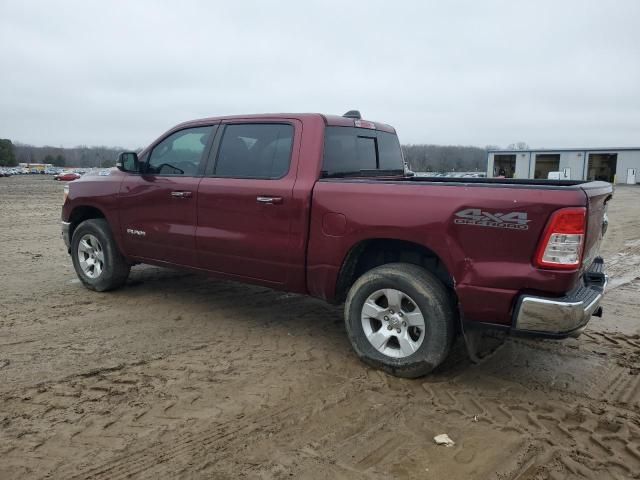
[61,111,612,377]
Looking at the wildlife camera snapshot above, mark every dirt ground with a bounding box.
[1,175,639,480]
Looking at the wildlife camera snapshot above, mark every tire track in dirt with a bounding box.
[604,239,640,290]
[0,321,360,479]
[71,333,640,480]
[4,327,639,479]
[67,406,297,480]
[420,383,640,479]
[417,327,640,479]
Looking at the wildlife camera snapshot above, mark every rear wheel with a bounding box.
[344,263,455,378]
[71,218,130,291]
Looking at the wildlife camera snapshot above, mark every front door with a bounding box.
[119,125,216,266]
[196,121,301,285]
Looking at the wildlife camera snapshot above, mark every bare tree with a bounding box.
[402,144,487,173]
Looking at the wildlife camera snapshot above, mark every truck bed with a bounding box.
[307,177,613,326]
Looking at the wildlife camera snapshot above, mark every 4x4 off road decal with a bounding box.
[454,209,530,230]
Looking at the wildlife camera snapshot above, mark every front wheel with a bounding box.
[344,263,455,378]
[71,218,130,292]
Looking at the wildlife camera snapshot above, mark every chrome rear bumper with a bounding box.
[512,258,607,338]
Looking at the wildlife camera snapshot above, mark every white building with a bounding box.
[487,148,640,184]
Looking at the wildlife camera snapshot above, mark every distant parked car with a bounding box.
[548,171,570,180]
[54,172,81,181]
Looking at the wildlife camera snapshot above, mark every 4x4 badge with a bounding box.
[454,209,530,230]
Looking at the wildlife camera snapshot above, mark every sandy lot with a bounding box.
[1,175,639,479]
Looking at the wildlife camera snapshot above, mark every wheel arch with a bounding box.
[68,205,106,241]
[334,238,456,304]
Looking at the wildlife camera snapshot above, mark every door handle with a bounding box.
[171,191,192,198]
[256,196,283,205]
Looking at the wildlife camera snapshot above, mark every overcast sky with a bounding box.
[1,1,639,149]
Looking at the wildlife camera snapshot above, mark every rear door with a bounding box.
[119,125,216,266]
[196,120,301,285]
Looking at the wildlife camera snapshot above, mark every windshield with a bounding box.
[322,126,404,177]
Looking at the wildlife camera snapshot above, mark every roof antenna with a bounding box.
[342,110,362,120]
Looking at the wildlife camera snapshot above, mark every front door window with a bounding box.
[147,126,214,176]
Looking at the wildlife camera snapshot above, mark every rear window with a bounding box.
[322,126,403,176]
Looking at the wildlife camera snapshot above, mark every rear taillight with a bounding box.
[534,207,586,270]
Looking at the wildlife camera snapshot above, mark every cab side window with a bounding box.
[214,123,293,179]
[147,126,215,176]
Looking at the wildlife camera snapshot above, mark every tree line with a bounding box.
[2,138,529,172]
[402,144,488,172]
[0,139,128,168]
[400,142,529,172]
[11,142,126,168]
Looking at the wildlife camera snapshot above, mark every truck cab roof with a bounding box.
[173,113,397,134]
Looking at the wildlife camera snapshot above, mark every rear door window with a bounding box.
[322,127,403,176]
[213,123,294,179]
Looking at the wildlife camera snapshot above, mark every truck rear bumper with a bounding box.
[512,258,607,338]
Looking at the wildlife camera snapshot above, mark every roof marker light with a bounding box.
[354,119,376,129]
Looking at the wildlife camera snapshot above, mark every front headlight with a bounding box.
[63,184,69,203]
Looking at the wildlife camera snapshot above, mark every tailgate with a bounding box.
[581,181,614,271]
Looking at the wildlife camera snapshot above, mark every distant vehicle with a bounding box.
[548,171,571,180]
[54,172,81,181]
[61,111,612,378]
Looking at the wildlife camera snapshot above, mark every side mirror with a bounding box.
[116,152,140,173]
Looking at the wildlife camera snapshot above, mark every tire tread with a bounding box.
[71,218,130,292]
[344,263,455,378]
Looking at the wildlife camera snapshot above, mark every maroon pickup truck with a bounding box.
[61,111,612,377]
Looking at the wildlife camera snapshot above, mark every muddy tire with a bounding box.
[344,263,455,378]
[71,218,130,292]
